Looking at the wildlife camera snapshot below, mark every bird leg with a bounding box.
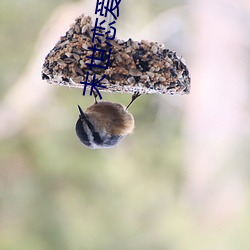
[126,91,141,110]
[93,90,98,104]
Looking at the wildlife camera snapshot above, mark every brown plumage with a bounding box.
[85,102,134,136]
[75,100,135,149]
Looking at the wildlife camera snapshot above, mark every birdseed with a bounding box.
[42,14,191,95]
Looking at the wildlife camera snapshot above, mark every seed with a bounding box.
[128,77,135,84]
[151,45,158,54]
[149,67,155,72]
[140,75,149,82]
[147,72,154,79]
[73,53,80,60]
[82,43,88,50]
[57,59,67,66]
[129,68,142,77]
[75,25,80,34]
[63,58,75,64]
[141,40,150,47]
[74,66,83,75]
[132,41,139,50]
[65,52,72,58]
[117,39,125,45]
[72,76,83,83]
[116,54,123,63]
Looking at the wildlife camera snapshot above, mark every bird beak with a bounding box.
[77,105,86,119]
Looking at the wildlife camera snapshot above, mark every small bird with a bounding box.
[75,92,140,149]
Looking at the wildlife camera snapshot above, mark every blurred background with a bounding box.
[1,0,250,249]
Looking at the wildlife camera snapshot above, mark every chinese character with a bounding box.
[86,44,112,70]
[91,18,105,44]
[105,21,116,46]
[91,18,116,46]
[80,72,107,99]
[95,0,121,20]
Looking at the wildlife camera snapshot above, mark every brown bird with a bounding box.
[75,92,140,149]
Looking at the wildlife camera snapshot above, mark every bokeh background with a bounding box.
[1,0,250,249]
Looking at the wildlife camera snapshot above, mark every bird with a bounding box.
[75,92,140,149]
